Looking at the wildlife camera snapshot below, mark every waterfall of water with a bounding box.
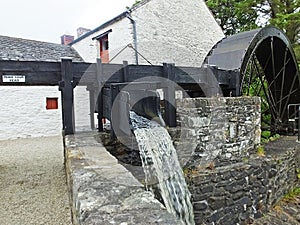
[130,111,195,225]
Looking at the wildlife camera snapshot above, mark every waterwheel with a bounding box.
[204,26,300,133]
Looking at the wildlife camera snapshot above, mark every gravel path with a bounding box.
[0,135,72,225]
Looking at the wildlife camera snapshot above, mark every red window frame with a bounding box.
[46,97,58,110]
[100,35,109,63]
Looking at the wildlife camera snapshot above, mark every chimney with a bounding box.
[77,27,91,38]
[61,34,74,45]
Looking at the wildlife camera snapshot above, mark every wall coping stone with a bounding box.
[64,131,181,225]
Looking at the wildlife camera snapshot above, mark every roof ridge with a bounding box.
[0,35,83,62]
[0,34,65,46]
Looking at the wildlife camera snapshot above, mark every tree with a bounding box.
[205,0,261,35]
[262,0,300,63]
[207,0,299,135]
[261,0,300,44]
[206,0,300,62]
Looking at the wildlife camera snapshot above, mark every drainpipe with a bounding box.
[126,12,138,65]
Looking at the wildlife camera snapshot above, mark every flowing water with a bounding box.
[130,112,195,225]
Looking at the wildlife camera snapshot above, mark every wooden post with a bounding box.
[163,63,176,127]
[60,58,75,135]
[235,70,241,96]
[96,58,104,132]
[123,61,129,82]
[110,84,119,139]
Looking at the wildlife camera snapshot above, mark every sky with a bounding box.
[0,0,136,44]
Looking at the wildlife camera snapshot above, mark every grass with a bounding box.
[257,145,265,156]
[261,132,281,144]
[297,168,300,180]
[282,186,300,203]
[259,133,280,156]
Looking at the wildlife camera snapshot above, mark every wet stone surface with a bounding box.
[64,132,181,225]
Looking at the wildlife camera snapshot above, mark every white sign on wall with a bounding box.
[2,75,26,83]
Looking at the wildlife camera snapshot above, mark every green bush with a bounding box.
[293,44,300,65]
[261,130,271,139]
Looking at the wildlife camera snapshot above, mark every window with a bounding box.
[92,29,112,64]
[101,36,109,51]
[100,34,109,63]
[46,97,58,110]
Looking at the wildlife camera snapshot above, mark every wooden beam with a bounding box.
[75,63,124,85]
[110,84,119,138]
[163,63,176,127]
[0,60,61,85]
[96,59,104,132]
[122,61,129,82]
[0,60,209,86]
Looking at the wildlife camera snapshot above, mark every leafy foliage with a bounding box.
[262,0,300,44]
[127,0,142,10]
[293,44,300,64]
[205,0,260,35]
[205,0,300,59]
[207,0,300,138]
[133,0,142,7]
[242,60,272,130]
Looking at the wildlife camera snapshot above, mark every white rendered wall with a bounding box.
[107,19,136,64]
[0,86,94,140]
[132,0,224,67]
[72,0,224,67]
[0,86,62,140]
[71,38,99,63]
[72,19,135,64]
[74,86,93,131]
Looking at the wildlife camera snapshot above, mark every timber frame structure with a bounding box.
[0,58,233,135]
[0,27,299,137]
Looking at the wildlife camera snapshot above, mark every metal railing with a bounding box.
[287,104,300,141]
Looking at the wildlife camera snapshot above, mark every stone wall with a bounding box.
[171,96,299,225]
[186,145,299,225]
[172,96,261,167]
[63,96,299,225]
[64,132,181,225]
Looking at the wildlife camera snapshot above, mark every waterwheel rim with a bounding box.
[205,26,300,133]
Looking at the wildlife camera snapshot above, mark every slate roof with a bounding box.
[0,35,83,62]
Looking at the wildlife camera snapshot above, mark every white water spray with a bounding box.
[130,112,195,225]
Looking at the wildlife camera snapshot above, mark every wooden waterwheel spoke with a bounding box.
[270,37,278,111]
[252,57,278,120]
[281,71,299,119]
[246,58,255,96]
[278,47,289,118]
[254,76,266,97]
